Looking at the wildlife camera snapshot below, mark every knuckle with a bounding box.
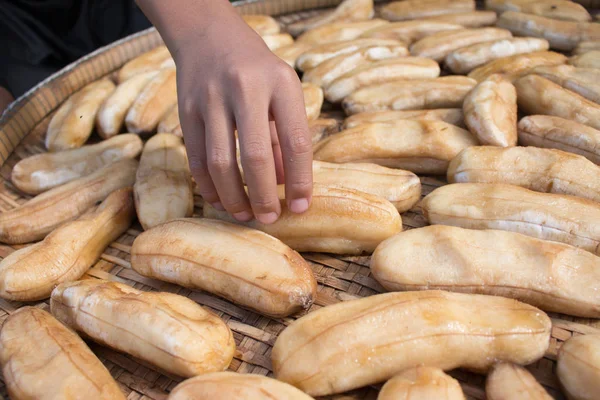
[276,64,299,85]
[250,195,279,211]
[286,127,312,155]
[243,141,270,168]
[180,97,200,121]
[207,150,234,175]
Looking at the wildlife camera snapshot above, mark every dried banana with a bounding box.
[11,134,142,195]
[51,279,235,378]
[313,121,478,174]
[96,71,157,138]
[378,367,465,400]
[0,307,125,400]
[302,44,409,87]
[296,19,388,45]
[157,104,182,136]
[569,50,600,69]
[271,290,551,396]
[204,185,402,255]
[497,11,600,51]
[118,45,173,83]
[446,37,549,74]
[410,28,512,62]
[486,363,552,400]
[371,225,600,318]
[574,40,600,55]
[360,20,462,43]
[125,68,177,134]
[262,33,294,51]
[343,109,464,129]
[380,0,475,21]
[557,334,600,400]
[134,133,193,230]
[0,189,134,301]
[131,218,317,318]
[468,50,567,82]
[302,83,324,121]
[243,15,280,36]
[46,78,115,151]
[274,42,313,68]
[342,76,476,115]
[310,118,340,145]
[532,64,600,104]
[169,372,315,400]
[515,74,600,130]
[0,158,137,244]
[325,57,439,103]
[422,11,498,27]
[518,115,600,164]
[287,0,374,37]
[463,75,517,146]
[421,183,600,254]
[486,0,591,22]
[312,160,421,212]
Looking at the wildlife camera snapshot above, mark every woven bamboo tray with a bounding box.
[1,1,599,399]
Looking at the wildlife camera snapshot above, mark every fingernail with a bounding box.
[212,202,225,211]
[256,212,279,225]
[289,198,309,214]
[233,211,253,222]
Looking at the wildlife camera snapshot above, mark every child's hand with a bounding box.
[137,0,313,224]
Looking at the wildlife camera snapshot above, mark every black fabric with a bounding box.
[0,0,152,97]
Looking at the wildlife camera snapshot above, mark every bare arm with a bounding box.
[136,0,313,224]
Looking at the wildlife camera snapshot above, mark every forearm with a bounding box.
[135,0,242,60]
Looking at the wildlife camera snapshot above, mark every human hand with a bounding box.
[138,0,313,225]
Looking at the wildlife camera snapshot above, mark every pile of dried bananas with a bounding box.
[2,0,600,399]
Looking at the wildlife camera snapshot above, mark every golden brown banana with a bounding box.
[0,307,126,400]
[342,76,476,115]
[448,146,600,202]
[157,104,182,136]
[296,19,388,45]
[486,363,552,400]
[271,290,551,396]
[131,218,317,318]
[574,40,600,55]
[557,334,600,400]
[421,183,600,254]
[569,50,600,69]
[243,15,280,36]
[378,367,466,400]
[134,133,193,230]
[46,78,115,151]
[380,0,475,21]
[96,71,157,138]
[117,45,173,83]
[497,11,600,51]
[262,33,294,51]
[302,83,324,121]
[302,44,409,87]
[287,0,374,37]
[486,0,591,22]
[310,118,340,145]
[463,75,517,146]
[446,37,549,74]
[468,50,567,82]
[532,64,600,104]
[410,28,512,62]
[11,134,142,195]
[125,68,177,134]
[296,38,403,71]
[168,372,315,400]
[371,225,600,318]
[0,158,137,244]
[273,42,313,68]
[343,109,464,129]
[325,57,440,103]
[0,189,134,301]
[421,11,498,27]
[204,184,402,255]
[312,160,421,212]
[360,20,462,43]
[515,74,600,130]
[313,121,478,174]
[518,115,600,164]
[51,279,235,378]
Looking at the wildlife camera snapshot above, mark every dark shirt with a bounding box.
[0,0,152,96]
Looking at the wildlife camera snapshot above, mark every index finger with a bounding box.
[270,69,313,214]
